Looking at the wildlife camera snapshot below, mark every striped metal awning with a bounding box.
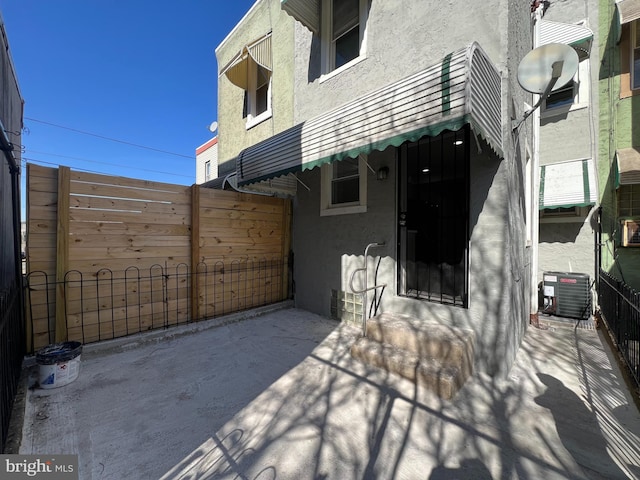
[219,33,272,90]
[280,0,319,33]
[237,42,502,186]
[617,0,640,24]
[539,19,593,60]
[539,159,598,209]
[616,147,640,186]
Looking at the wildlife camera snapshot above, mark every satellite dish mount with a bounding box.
[512,43,579,131]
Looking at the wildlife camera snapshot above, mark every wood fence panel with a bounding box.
[25,165,59,351]
[25,164,292,352]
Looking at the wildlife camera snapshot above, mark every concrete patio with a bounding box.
[15,303,640,479]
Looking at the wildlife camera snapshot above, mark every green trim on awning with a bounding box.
[582,159,590,204]
[237,43,503,187]
[241,116,471,185]
[540,202,595,210]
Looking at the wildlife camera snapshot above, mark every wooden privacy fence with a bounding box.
[25,164,292,353]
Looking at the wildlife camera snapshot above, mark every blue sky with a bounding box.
[0,0,256,188]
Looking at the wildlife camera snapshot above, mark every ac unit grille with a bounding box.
[542,272,591,320]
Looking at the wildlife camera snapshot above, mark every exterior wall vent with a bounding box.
[541,272,591,320]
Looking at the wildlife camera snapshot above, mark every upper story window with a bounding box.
[542,59,588,116]
[245,59,272,128]
[205,161,211,181]
[321,0,369,77]
[632,20,640,90]
[619,183,640,217]
[332,0,360,69]
[220,33,273,129]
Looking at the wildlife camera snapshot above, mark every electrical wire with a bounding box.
[23,150,194,179]
[22,157,194,183]
[25,117,194,159]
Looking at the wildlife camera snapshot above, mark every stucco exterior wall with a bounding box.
[539,108,594,165]
[598,0,640,290]
[215,0,295,167]
[292,0,505,124]
[535,0,599,301]
[538,216,597,279]
[293,140,529,376]
[290,0,532,377]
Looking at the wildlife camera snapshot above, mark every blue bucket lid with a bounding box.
[36,341,82,365]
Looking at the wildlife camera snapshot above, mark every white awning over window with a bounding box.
[219,33,272,90]
[539,19,593,60]
[281,0,319,33]
[616,147,640,185]
[617,0,640,24]
[539,159,598,209]
[237,42,502,186]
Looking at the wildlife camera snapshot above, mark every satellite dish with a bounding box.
[208,121,218,134]
[517,43,579,94]
[512,43,579,131]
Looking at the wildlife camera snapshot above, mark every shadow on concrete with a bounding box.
[19,307,640,479]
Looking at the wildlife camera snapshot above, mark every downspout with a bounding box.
[530,2,545,327]
[0,118,24,337]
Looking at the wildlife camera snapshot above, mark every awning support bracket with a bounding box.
[294,174,311,192]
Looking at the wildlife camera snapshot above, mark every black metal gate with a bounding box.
[0,130,25,452]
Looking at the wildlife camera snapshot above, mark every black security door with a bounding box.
[398,127,470,306]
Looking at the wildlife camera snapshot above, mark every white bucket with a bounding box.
[36,341,82,389]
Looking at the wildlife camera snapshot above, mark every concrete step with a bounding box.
[350,337,466,400]
[366,313,475,370]
[350,313,475,399]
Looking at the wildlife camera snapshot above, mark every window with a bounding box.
[205,161,211,181]
[320,155,367,216]
[632,20,640,90]
[618,184,640,217]
[542,58,588,115]
[245,59,272,128]
[321,0,368,76]
[545,81,577,110]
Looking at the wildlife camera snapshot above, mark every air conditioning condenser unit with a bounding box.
[542,271,591,320]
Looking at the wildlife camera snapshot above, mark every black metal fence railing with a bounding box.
[0,282,25,452]
[25,258,289,353]
[598,269,640,390]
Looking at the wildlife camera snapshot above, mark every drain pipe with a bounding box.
[0,118,24,334]
[529,2,545,328]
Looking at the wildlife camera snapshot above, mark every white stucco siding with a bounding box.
[539,218,596,280]
[292,0,505,124]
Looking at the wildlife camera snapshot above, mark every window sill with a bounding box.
[320,204,367,217]
[319,55,367,84]
[245,111,272,130]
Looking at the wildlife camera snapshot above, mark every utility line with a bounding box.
[24,150,194,179]
[22,157,193,184]
[25,117,194,159]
